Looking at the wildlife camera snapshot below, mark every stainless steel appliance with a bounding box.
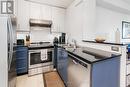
[7,16,17,87]
[17,39,24,45]
[28,44,54,76]
[29,42,52,48]
[59,33,66,44]
[67,53,89,87]
[29,19,52,28]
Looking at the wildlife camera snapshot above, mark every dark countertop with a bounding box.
[66,47,121,64]
[28,45,54,50]
[16,44,53,50]
[82,40,129,46]
[16,45,28,47]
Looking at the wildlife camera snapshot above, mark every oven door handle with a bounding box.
[29,51,41,53]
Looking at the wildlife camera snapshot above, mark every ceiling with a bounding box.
[124,0,130,4]
[26,0,75,8]
[96,0,130,14]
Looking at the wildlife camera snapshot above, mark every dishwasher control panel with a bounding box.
[69,54,88,68]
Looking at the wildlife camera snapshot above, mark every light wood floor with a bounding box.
[16,74,44,87]
[44,72,65,87]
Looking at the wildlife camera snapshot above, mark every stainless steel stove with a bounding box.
[28,42,54,76]
[29,42,52,47]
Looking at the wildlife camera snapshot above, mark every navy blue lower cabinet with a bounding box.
[57,48,68,86]
[92,57,120,87]
[16,46,28,75]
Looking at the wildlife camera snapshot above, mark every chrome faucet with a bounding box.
[72,39,77,49]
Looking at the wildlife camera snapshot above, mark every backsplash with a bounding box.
[17,29,61,43]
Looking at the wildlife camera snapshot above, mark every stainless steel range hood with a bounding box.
[29,19,52,28]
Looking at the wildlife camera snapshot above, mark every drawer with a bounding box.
[16,59,27,68]
[16,46,28,50]
[127,64,130,75]
[29,68,38,76]
[16,51,28,58]
[16,56,27,60]
[16,49,27,52]
[16,67,27,74]
[42,65,53,73]
[37,67,43,73]
[28,65,53,76]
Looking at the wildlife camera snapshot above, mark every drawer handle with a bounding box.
[72,60,78,65]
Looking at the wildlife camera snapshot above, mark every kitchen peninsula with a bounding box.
[57,46,121,87]
[78,40,127,87]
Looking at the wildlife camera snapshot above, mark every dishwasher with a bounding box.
[67,53,91,87]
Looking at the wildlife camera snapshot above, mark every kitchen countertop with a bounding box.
[16,45,28,47]
[66,47,121,64]
[82,40,129,46]
[28,45,54,50]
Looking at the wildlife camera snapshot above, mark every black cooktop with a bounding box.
[30,42,51,45]
[28,42,53,50]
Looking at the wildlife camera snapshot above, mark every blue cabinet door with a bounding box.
[57,48,68,85]
[92,57,120,87]
[16,46,28,75]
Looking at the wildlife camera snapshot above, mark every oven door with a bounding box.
[29,49,53,69]
[29,50,41,68]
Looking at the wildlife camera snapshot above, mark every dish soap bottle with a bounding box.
[115,28,120,43]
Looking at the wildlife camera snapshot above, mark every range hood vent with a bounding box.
[29,19,52,28]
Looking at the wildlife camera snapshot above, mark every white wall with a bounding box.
[65,0,96,44]
[17,30,61,43]
[96,6,130,42]
[66,0,130,44]
[65,0,84,43]
[30,29,60,42]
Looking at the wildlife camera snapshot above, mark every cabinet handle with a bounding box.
[72,60,78,64]
[68,53,88,68]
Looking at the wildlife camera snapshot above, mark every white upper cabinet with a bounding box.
[30,3,52,20]
[30,3,42,19]
[51,7,65,33]
[17,0,30,31]
[17,1,65,32]
[41,5,52,20]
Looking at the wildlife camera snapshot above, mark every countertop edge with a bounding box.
[67,49,121,64]
[67,51,92,64]
[28,46,54,50]
[82,40,127,46]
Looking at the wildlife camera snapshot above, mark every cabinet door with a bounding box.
[41,5,52,20]
[57,48,68,85]
[92,58,120,87]
[30,2,42,19]
[52,7,65,33]
[16,46,28,74]
[17,0,30,31]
